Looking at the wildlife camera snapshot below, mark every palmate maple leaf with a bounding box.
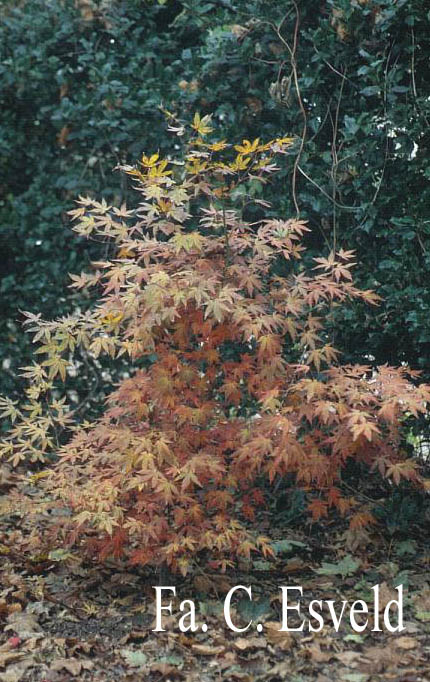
[219,381,241,405]
[203,288,238,323]
[236,539,256,559]
[313,400,337,424]
[191,112,214,136]
[205,489,235,511]
[234,138,260,154]
[257,334,281,359]
[259,388,282,414]
[313,251,356,281]
[386,460,420,485]
[347,410,381,441]
[308,498,329,521]
[228,264,263,296]
[378,398,399,423]
[349,510,376,530]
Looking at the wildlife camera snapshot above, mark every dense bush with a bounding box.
[1,118,429,573]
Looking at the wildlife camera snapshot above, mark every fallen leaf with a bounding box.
[50,657,93,675]
[224,672,254,682]
[0,657,34,682]
[119,630,147,645]
[149,662,184,677]
[362,644,402,671]
[315,555,361,579]
[377,582,399,612]
[306,643,333,663]
[340,673,369,682]
[191,644,225,656]
[57,125,71,147]
[264,622,295,651]
[234,636,266,651]
[5,612,43,640]
[413,587,430,611]
[271,539,307,555]
[0,651,25,667]
[335,651,362,666]
[193,575,214,594]
[283,558,306,573]
[3,604,22,618]
[343,633,364,644]
[237,596,270,622]
[212,575,233,594]
[396,636,418,650]
[120,649,148,667]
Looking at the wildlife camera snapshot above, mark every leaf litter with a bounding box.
[0,486,429,681]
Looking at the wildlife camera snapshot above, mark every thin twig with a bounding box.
[271,2,307,217]
[330,68,347,254]
[296,165,360,211]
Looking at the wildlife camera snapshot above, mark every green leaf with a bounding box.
[315,555,361,579]
[237,596,271,622]
[360,86,380,97]
[415,611,430,622]
[343,633,365,644]
[252,560,273,571]
[271,539,307,556]
[48,549,76,562]
[394,540,416,557]
[341,674,369,682]
[344,115,359,136]
[121,650,148,667]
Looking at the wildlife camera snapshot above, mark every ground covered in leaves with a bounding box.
[0,475,429,682]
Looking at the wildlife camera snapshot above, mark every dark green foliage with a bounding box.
[373,488,427,536]
[1,0,430,415]
[274,488,307,525]
[0,0,185,397]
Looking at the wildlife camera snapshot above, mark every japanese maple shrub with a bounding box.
[1,114,429,574]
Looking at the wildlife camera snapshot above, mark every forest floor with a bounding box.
[0,473,429,682]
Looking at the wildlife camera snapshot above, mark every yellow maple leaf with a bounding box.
[234,138,260,154]
[148,159,172,178]
[275,136,294,146]
[191,112,214,136]
[186,157,208,175]
[229,154,251,171]
[207,140,228,151]
[140,152,159,168]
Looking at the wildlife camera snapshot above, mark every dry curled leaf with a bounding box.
[264,622,295,651]
[50,657,93,675]
[191,644,225,656]
[395,636,418,650]
[5,612,43,640]
[234,636,266,651]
